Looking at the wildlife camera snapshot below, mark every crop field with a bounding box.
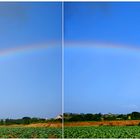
[0,127,62,138]
[64,126,140,138]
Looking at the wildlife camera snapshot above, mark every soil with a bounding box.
[0,122,62,128]
[64,120,140,127]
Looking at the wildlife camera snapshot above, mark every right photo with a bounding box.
[64,2,140,138]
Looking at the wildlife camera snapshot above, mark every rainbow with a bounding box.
[0,42,54,59]
[65,41,140,53]
[1,41,140,59]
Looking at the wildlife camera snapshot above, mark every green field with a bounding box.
[64,126,140,138]
[0,127,62,138]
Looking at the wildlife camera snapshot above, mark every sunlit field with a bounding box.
[0,127,62,138]
[64,126,140,138]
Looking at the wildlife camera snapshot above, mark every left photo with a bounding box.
[0,2,62,138]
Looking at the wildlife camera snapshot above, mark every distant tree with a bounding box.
[69,114,84,121]
[0,120,4,125]
[31,117,39,123]
[131,112,140,120]
[22,117,31,124]
[85,114,94,121]
[5,119,12,125]
[93,113,102,121]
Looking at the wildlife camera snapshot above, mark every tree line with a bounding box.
[0,117,61,125]
[64,112,140,122]
[1,112,140,124]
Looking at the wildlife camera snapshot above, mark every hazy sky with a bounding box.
[0,2,62,119]
[64,2,140,114]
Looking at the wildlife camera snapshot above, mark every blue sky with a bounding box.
[64,2,140,114]
[0,2,62,119]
